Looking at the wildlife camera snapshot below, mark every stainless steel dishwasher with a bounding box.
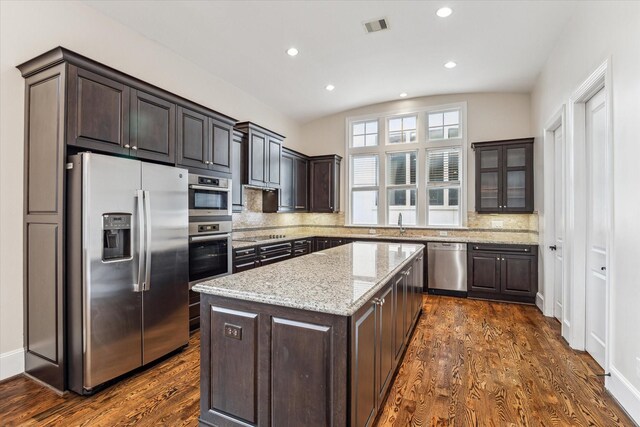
[427,242,467,296]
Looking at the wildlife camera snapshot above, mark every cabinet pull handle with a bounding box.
[124,144,130,148]
[132,146,138,150]
[497,257,500,261]
[502,258,505,261]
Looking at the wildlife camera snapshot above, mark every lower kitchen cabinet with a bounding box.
[189,290,200,331]
[467,244,538,304]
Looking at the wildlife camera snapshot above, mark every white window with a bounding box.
[387,115,417,144]
[351,120,378,147]
[387,151,417,225]
[428,109,460,141]
[351,154,379,225]
[426,148,461,226]
[346,102,466,227]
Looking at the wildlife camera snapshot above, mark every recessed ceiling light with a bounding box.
[286,47,299,57]
[325,84,335,91]
[399,92,408,98]
[444,61,457,69]
[436,7,453,18]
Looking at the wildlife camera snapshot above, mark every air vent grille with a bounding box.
[364,18,389,34]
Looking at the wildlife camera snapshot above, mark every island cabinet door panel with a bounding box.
[351,301,378,427]
[393,273,406,360]
[202,305,259,426]
[271,318,332,426]
[404,266,413,340]
[67,65,130,154]
[376,285,395,404]
[129,89,175,163]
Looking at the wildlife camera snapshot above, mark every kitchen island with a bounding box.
[192,241,425,427]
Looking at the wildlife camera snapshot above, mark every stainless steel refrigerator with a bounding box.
[67,153,189,394]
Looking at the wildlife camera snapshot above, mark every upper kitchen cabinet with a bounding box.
[310,154,342,213]
[231,130,246,212]
[67,65,130,155]
[177,105,234,175]
[130,89,176,163]
[473,137,534,213]
[235,122,284,188]
[264,147,308,213]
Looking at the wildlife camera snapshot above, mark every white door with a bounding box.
[553,126,564,321]
[585,88,607,368]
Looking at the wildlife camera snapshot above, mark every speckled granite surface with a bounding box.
[193,242,424,316]
[231,232,538,249]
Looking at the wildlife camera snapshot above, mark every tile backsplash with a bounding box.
[233,187,538,243]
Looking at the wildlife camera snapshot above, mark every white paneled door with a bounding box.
[585,88,607,368]
[553,126,564,322]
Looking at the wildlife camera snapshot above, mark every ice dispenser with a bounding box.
[102,213,132,261]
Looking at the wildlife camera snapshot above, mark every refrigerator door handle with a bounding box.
[135,189,145,292]
[143,190,152,291]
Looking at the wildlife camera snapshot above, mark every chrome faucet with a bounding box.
[398,213,406,235]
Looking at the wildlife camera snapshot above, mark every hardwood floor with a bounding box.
[0,295,634,426]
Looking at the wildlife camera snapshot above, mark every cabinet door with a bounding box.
[248,131,267,185]
[310,159,334,212]
[177,106,209,169]
[231,133,244,212]
[67,65,129,154]
[330,238,345,248]
[314,238,330,252]
[404,266,413,339]
[130,89,175,163]
[279,154,294,211]
[267,136,282,186]
[468,252,501,293]
[376,285,394,404]
[233,259,258,273]
[351,301,377,427]
[209,118,232,174]
[503,144,533,212]
[393,272,406,360]
[500,254,536,298]
[294,157,308,211]
[475,147,502,212]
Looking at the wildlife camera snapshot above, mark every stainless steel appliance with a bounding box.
[188,220,232,285]
[427,242,467,295]
[188,173,231,217]
[67,153,189,394]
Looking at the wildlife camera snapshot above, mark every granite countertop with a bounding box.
[231,232,538,249]
[193,241,424,316]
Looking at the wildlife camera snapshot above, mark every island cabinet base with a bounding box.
[198,295,349,427]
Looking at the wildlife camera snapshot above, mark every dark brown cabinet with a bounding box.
[235,122,284,188]
[189,290,200,331]
[467,244,538,304]
[177,106,233,174]
[474,138,534,213]
[232,246,259,273]
[231,130,246,212]
[67,65,130,155]
[263,147,308,213]
[130,89,176,163]
[310,154,342,213]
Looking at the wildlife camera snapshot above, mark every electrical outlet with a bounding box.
[368,228,377,235]
[491,220,504,229]
[224,323,242,340]
[439,231,448,237]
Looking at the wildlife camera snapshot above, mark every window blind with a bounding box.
[427,149,460,186]
[352,155,378,187]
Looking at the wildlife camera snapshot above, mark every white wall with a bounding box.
[0,0,303,374]
[300,93,531,215]
[531,1,640,419]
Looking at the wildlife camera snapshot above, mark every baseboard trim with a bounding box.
[535,292,544,313]
[0,348,24,381]
[607,366,640,425]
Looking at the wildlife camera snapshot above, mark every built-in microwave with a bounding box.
[188,174,231,217]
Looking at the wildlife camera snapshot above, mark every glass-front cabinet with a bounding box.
[474,138,533,213]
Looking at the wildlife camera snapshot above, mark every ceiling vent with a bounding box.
[363,18,389,34]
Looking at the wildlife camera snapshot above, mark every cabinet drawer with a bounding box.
[234,259,259,273]
[259,251,292,266]
[189,301,200,320]
[234,246,257,261]
[469,244,536,254]
[260,242,292,254]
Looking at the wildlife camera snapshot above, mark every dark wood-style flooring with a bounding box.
[0,296,634,426]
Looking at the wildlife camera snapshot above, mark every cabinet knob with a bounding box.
[132,146,138,150]
[496,257,500,260]
[124,144,130,148]
[205,161,210,165]
[209,159,213,164]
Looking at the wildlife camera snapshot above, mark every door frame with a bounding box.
[565,58,614,371]
[541,105,565,321]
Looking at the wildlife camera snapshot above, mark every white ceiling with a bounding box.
[85,0,579,123]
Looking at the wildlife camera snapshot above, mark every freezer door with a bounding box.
[82,153,143,389]
[141,162,189,364]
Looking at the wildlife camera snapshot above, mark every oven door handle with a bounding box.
[190,233,232,243]
[189,184,231,192]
